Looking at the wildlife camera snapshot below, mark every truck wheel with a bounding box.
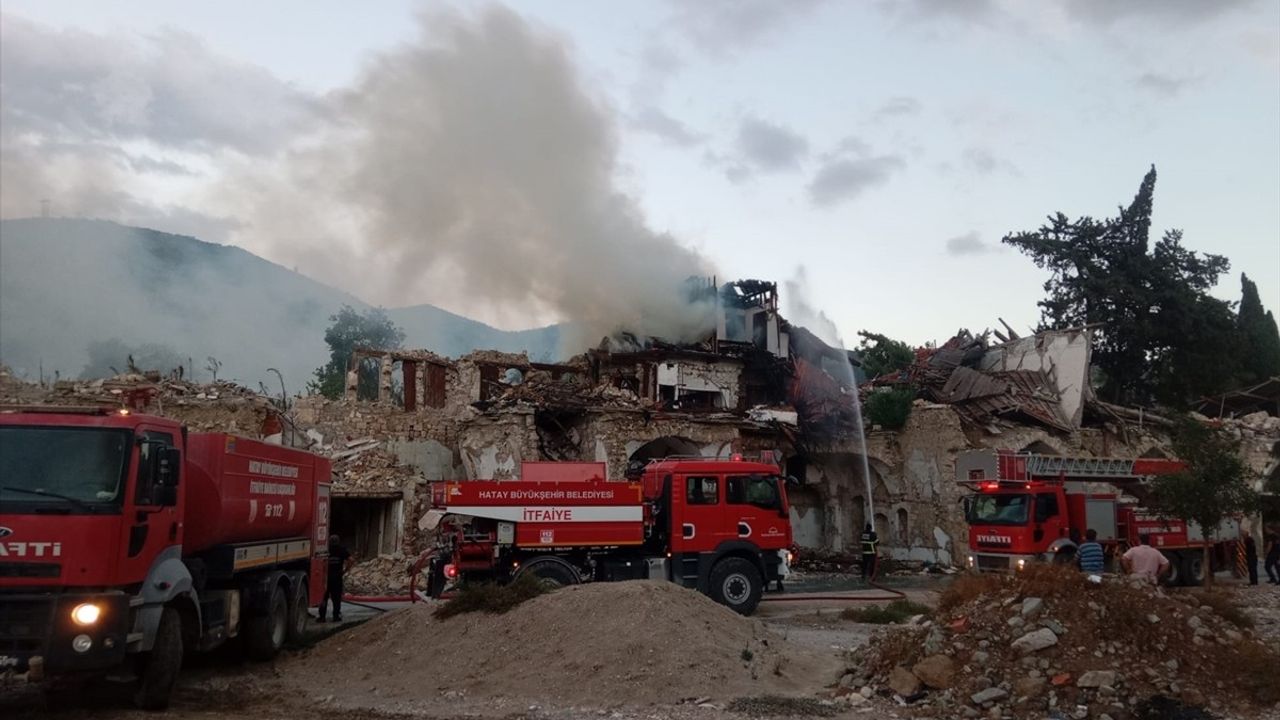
[1182,552,1206,587]
[135,607,183,711]
[710,557,763,616]
[519,559,579,588]
[286,582,309,645]
[245,584,288,661]
[1161,551,1183,587]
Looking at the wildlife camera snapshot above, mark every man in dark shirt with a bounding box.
[860,523,879,581]
[318,534,352,622]
[1076,529,1105,573]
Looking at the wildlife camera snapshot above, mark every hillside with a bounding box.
[0,218,561,389]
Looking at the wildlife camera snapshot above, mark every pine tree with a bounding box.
[1003,167,1240,406]
[1237,274,1280,383]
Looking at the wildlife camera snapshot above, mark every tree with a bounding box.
[309,305,406,399]
[1003,167,1243,407]
[863,387,915,430]
[1237,274,1280,384]
[856,331,915,379]
[1149,416,1260,586]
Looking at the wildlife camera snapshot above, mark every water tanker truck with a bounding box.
[421,457,794,615]
[0,407,332,708]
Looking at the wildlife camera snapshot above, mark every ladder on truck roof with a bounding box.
[956,449,1185,485]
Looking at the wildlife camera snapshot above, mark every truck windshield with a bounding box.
[0,427,131,513]
[967,493,1030,526]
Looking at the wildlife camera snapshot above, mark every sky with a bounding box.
[2,0,1277,348]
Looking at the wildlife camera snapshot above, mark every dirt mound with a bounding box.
[286,580,840,708]
[844,567,1279,719]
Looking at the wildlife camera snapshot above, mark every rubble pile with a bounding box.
[0,370,278,433]
[287,580,839,707]
[329,440,420,495]
[840,567,1279,719]
[344,555,410,596]
[484,374,644,411]
[873,330,1072,433]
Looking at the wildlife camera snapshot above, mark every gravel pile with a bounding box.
[286,580,839,708]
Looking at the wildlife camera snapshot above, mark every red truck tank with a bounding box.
[182,434,327,554]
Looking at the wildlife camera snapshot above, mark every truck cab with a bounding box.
[964,483,1074,571]
[640,459,793,609]
[0,409,185,682]
[1,407,329,709]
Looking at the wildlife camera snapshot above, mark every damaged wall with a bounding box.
[979,328,1092,428]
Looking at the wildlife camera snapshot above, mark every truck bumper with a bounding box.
[967,552,1039,573]
[0,592,130,677]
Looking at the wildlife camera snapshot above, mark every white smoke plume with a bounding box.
[215,7,716,345]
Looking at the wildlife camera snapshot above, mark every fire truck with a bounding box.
[0,408,331,709]
[421,458,793,615]
[956,449,1243,585]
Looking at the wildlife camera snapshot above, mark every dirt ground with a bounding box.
[3,576,1275,720]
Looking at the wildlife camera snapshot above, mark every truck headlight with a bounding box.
[1016,558,1026,571]
[71,603,101,626]
[967,555,976,568]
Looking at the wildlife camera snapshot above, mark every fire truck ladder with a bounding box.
[1023,455,1139,480]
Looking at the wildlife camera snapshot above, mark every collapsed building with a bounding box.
[5,279,1277,587]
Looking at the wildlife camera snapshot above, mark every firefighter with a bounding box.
[1265,532,1280,585]
[860,523,879,581]
[318,534,352,623]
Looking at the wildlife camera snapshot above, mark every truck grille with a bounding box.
[0,597,53,657]
[976,554,1011,572]
[0,562,61,579]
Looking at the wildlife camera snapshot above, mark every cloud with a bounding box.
[879,0,999,24]
[0,13,312,224]
[734,117,810,173]
[944,231,995,256]
[1061,0,1257,27]
[960,145,1020,176]
[631,106,705,147]
[874,96,923,119]
[808,155,904,207]
[0,14,313,154]
[667,0,828,57]
[1134,72,1193,97]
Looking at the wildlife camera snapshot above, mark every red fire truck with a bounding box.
[0,408,331,708]
[956,449,1243,585]
[422,458,793,615]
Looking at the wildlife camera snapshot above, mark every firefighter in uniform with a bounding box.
[860,523,879,581]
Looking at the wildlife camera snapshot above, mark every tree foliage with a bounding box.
[856,331,915,379]
[1149,416,1259,585]
[309,305,405,399]
[1237,273,1280,384]
[1003,167,1245,407]
[863,387,915,430]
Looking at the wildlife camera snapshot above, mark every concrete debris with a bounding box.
[848,568,1279,719]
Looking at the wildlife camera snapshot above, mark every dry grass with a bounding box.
[433,572,550,620]
[1194,591,1253,629]
[937,571,1003,613]
[727,695,838,717]
[841,599,931,624]
[1221,640,1280,705]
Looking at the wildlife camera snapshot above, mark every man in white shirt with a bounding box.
[1120,535,1170,585]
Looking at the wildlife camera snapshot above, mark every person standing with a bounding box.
[860,523,879,581]
[1120,535,1170,585]
[1265,532,1280,585]
[1076,529,1105,573]
[318,534,352,623]
[1242,530,1258,586]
